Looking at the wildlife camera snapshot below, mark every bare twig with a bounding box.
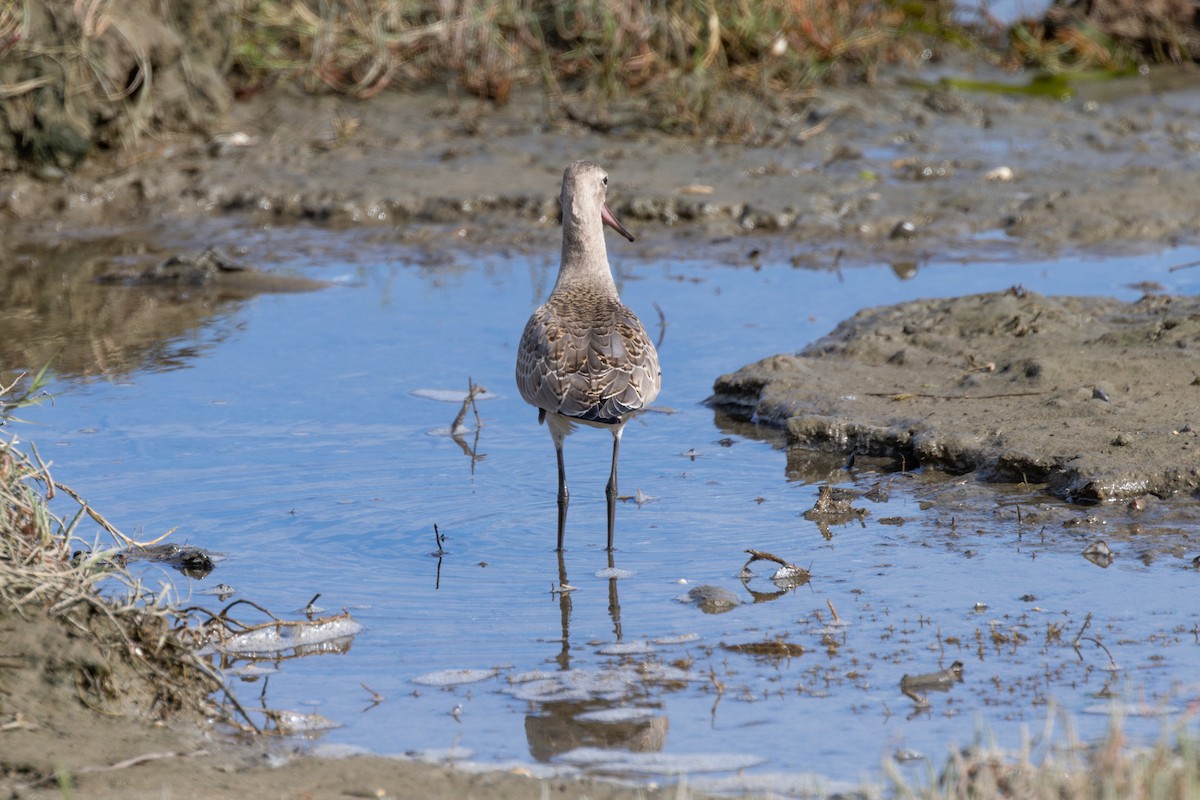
[16,749,209,791]
[0,77,53,99]
[28,442,53,500]
[866,390,1049,401]
[217,597,280,624]
[708,666,725,696]
[218,686,262,734]
[82,749,208,774]
[743,548,791,568]
[303,593,322,617]
[0,371,26,396]
[1168,258,1200,272]
[361,682,385,710]
[740,549,809,586]
[793,108,840,142]
[53,480,175,549]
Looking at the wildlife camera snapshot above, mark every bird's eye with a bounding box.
[602,176,608,185]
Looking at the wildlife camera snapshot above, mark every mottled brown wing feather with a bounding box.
[516,296,661,424]
[516,305,561,413]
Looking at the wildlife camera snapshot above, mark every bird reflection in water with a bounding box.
[527,551,668,762]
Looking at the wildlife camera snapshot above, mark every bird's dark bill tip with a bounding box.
[601,204,635,243]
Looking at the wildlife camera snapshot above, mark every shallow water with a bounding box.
[15,223,1200,793]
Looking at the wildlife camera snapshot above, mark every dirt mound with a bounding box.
[710,289,1200,502]
[0,0,231,171]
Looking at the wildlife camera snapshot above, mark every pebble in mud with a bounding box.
[900,660,965,707]
[676,585,742,614]
[1082,540,1115,568]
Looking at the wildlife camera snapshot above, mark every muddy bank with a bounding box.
[6,66,1200,266]
[710,288,1200,501]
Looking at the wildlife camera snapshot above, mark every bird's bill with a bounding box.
[602,204,636,243]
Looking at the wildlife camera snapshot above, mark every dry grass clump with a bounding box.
[0,0,230,170]
[1006,0,1199,74]
[892,712,1200,800]
[4,0,1198,167]
[228,0,956,136]
[0,372,220,722]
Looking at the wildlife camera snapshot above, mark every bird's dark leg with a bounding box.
[556,443,569,551]
[605,430,622,551]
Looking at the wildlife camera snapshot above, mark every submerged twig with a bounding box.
[652,301,667,350]
[469,379,483,431]
[450,378,487,435]
[361,682,385,710]
[1168,258,1200,272]
[432,523,445,556]
[450,378,488,472]
[1072,612,1118,669]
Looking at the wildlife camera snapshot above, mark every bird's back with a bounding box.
[516,287,660,425]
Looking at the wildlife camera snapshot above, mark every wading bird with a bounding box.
[516,161,661,551]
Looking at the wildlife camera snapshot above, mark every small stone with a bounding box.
[1082,540,1114,568]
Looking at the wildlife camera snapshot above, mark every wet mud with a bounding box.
[6,65,1200,266]
[710,289,1200,502]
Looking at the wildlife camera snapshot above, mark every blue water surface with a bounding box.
[19,223,1200,792]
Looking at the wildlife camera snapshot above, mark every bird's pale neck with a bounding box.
[555,204,618,295]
